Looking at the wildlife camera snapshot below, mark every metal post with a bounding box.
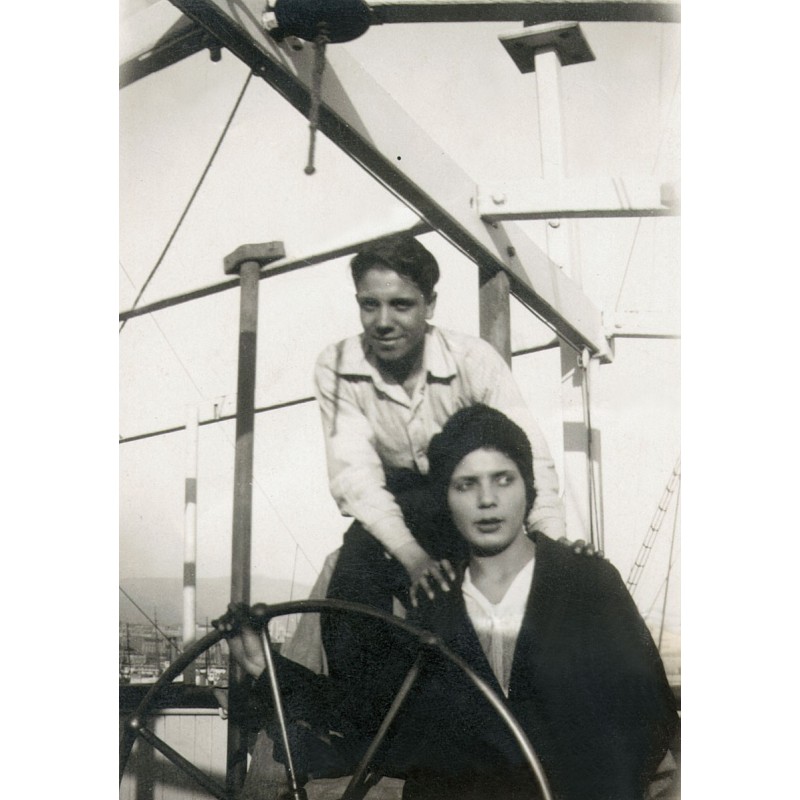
[499,23,598,545]
[222,241,286,794]
[183,404,199,684]
[536,45,593,545]
[230,259,260,611]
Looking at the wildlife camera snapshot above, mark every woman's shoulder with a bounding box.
[535,533,623,593]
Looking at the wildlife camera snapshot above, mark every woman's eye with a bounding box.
[453,480,472,492]
[497,474,514,486]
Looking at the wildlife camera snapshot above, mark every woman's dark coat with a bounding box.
[385,533,679,800]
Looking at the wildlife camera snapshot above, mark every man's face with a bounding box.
[447,448,527,557]
[356,267,436,364]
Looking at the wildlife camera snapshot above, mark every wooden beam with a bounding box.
[120,1,213,87]
[119,218,431,323]
[167,0,611,357]
[120,1,679,85]
[367,0,680,24]
[119,395,317,445]
[478,178,680,220]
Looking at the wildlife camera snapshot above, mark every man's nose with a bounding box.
[376,306,393,329]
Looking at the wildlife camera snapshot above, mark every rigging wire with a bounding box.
[120,260,208,401]
[209,414,322,579]
[657,480,680,651]
[119,70,254,334]
[119,585,183,653]
[643,543,681,620]
[650,67,681,179]
[613,218,643,313]
[613,64,680,312]
[626,456,681,596]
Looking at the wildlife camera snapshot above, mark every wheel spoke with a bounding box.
[258,626,309,800]
[342,652,424,800]
[137,725,230,799]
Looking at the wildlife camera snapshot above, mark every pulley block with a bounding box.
[273,0,371,43]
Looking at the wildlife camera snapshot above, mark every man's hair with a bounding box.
[428,404,536,518]
[350,234,440,301]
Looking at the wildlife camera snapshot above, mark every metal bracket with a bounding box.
[499,22,595,73]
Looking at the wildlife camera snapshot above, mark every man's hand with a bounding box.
[394,540,456,607]
[558,537,605,559]
[225,622,268,679]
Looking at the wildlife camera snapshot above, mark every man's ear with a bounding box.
[425,292,437,319]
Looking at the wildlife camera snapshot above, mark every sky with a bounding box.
[119,6,681,630]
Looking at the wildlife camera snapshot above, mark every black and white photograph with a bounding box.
[118,2,681,798]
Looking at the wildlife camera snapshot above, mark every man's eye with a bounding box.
[393,301,413,311]
[359,300,378,310]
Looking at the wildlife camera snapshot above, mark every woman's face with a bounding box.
[447,447,527,556]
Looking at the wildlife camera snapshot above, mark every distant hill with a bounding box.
[120,575,313,625]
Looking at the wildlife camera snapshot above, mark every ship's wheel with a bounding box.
[120,599,553,800]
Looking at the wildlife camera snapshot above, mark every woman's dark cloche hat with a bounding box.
[427,404,536,516]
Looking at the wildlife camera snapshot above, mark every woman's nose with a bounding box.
[478,482,497,507]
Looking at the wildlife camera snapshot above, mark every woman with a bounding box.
[226,405,678,799]
[388,404,678,799]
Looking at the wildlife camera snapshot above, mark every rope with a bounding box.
[119,70,254,333]
[657,480,680,651]
[304,26,330,175]
[626,456,681,596]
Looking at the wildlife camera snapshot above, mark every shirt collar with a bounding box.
[335,325,458,383]
[462,556,535,613]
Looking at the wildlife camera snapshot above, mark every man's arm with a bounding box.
[464,338,566,539]
[315,348,455,603]
[314,346,416,556]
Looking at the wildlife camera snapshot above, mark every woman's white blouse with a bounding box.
[461,557,535,696]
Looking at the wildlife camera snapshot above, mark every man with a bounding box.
[305,233,566,689]
[317,234,564,597]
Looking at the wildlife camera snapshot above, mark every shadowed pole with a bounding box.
[223,241,286,793]
[479,269,512,364]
